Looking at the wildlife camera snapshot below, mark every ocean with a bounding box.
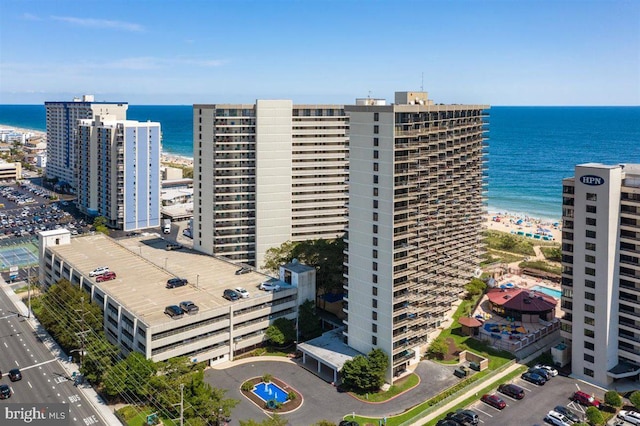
[1,104,638,220]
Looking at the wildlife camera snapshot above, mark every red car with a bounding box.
[96,271,116,282]
[481,393,506,410]
[572,390,601,409]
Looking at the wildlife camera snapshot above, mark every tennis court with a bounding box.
[0,237,39,271]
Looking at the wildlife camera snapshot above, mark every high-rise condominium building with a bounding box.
[76,115,161,231]
[45,95,128,188]
[344,92,489,382]
[560,163,640,388]
[193,100,349,268]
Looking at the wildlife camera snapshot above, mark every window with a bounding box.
[585,254,596,264]
[584,354,594,363]
[373,200,378,209]
[373,175,379,184]
[372,324,377,333]
[372,311,377,320]
[372,275,378,284]
[372,286,378,296]
[585,280,595,289]
[586,217,597,226]
[585,304,595,313]
[586,242,596,251]
[584,341,594,350]
[372,336,377,345]
[374,125,379,134]
[372,299,377,308]
[586,230,596,238]
[374,163,379,172]
[374,137,379,146]
[584,368,594,377]
[586,193,597,201]
[585,292,595,301]
[373,249,378,259]
[373,188,379,196]
[373,150,379,159]
[585,267,596,276]
[373,237,378,246]
[372,262,378,271]
[584,329,594,338]
[586,205,597,213]
[373,212,378,221]
[374,112,379,122]
[585,317,595,326]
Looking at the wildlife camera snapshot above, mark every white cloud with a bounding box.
[22,13,41,21]
[51,16,144,32]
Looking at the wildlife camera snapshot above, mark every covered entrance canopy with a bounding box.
[297,328,362,384]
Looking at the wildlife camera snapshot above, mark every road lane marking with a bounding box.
[15,360,19,366]
[3,342,6,348]
[27,381,32,388]
[20,358,57,371]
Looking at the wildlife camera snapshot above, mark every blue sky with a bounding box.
[0,0,638,105]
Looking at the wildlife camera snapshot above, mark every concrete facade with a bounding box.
[560,163,640,388]
[344,92,489,383]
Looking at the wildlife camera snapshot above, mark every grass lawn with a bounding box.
[350,373,420,403]
[518,259,562,275]
[116,406,174,426]
[481,249,525,266]
[483,230,536,256]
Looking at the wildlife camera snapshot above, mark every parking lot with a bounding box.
[0,181,87,242]
[463,373,607,425]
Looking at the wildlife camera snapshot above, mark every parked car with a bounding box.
[480,394,506,410]
[8,368,22,382]
[436,420,460,426]
[521,372,546,386]
[235,287,250,298]
[164,305,183,318]
[497,383,525,399]
[572,390,601,408]
[545,410,573,426]
[619,410,640,425]
[179,301,199,314]
[338,422,359,426]
[553,405,580,423]
[166,278,188,288]
[165,243,183,251]
[96,271,117,282]
[235,267,252,275]
[528,367,551,381]
[259,281,281,292]
[89,266,109,277]
[223,289,240,301]
[535,363,559,377]
[445,411,475,425]
[0,384,11,399]
[454,409,479,425]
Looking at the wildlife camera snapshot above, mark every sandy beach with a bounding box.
[485,212,562,242]
[0,124,46,140]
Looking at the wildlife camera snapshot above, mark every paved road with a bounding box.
[0,283,105,426]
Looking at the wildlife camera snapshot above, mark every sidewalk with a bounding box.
[408,352,541,426]
[2,280,121,426]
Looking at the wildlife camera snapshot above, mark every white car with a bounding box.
[619,410,640,425]
[535,364,559,377]
[545,410,572,426]
[235,287,250,298]
[259,281,280,292]
[89,266,109,277]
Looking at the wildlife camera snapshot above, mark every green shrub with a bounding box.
[287,391,296,400]
[262,373,273,383]
[241,381,254,392]
[630,391,640,410]
[586,406,604,425]
[604,390,622,407]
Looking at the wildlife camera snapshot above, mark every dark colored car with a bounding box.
[572,390,601,408]
[481,394,506,410]
[455,409,479,425]
[498,383,525,399]
[223,289,240,301]
[164,305,183,318]
[528,367,551,381]
[9,368,22,382]
[445,411,474,425]
[554,405,580,423]
[436,420,460,426]
[166,278,188,288]
[521,372,546,386]
[235,267,252,275]
[179,301,199,314]
[338,422,359,426]
[0,384,11,399]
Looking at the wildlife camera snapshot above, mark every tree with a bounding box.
[92,216,109,235]
[103,352,156,398]
[465,278,486,299]
[630,391,640,410]
[298,300,322,341]
[604,390,622,408]
[265,318,296,345]
[585,406,604,426]
[80,335,119,384]
[340,349,388,392]
[314,421,336,426]
[239,414,289,426]
[262,241,300,273]
[427,337,448,360]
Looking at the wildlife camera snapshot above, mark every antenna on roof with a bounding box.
[367,90,371,99]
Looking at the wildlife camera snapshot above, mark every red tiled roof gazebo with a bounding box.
[486,288,557,323]
[459,316,483,336]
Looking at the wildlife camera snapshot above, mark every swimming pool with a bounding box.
[531,285,561,299]
[252,382,288,403]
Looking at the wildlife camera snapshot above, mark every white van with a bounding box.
[163,219,171,234]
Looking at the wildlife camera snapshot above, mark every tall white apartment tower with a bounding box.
[344,92,489,383]
[76,116,162,231]
[45,95,128,188]
[560,163,640,388]
[193,101,349,269]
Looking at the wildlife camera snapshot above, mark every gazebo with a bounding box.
[459,316,483,336]
[486,288,557,323]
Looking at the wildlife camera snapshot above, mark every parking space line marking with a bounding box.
[474,407,493,417]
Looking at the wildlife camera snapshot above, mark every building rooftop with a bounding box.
[282,259,315,274]
[487,288,556,313]
[46,232,290,326]
[297,328,362,371]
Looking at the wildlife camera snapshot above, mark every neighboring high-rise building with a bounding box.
[560,163,640,388]
[193,100,349,268]
[343,92,489,383]
[76,115,161,231]
[45,95,128,188]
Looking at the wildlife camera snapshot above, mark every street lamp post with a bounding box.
[217,407,223,426]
